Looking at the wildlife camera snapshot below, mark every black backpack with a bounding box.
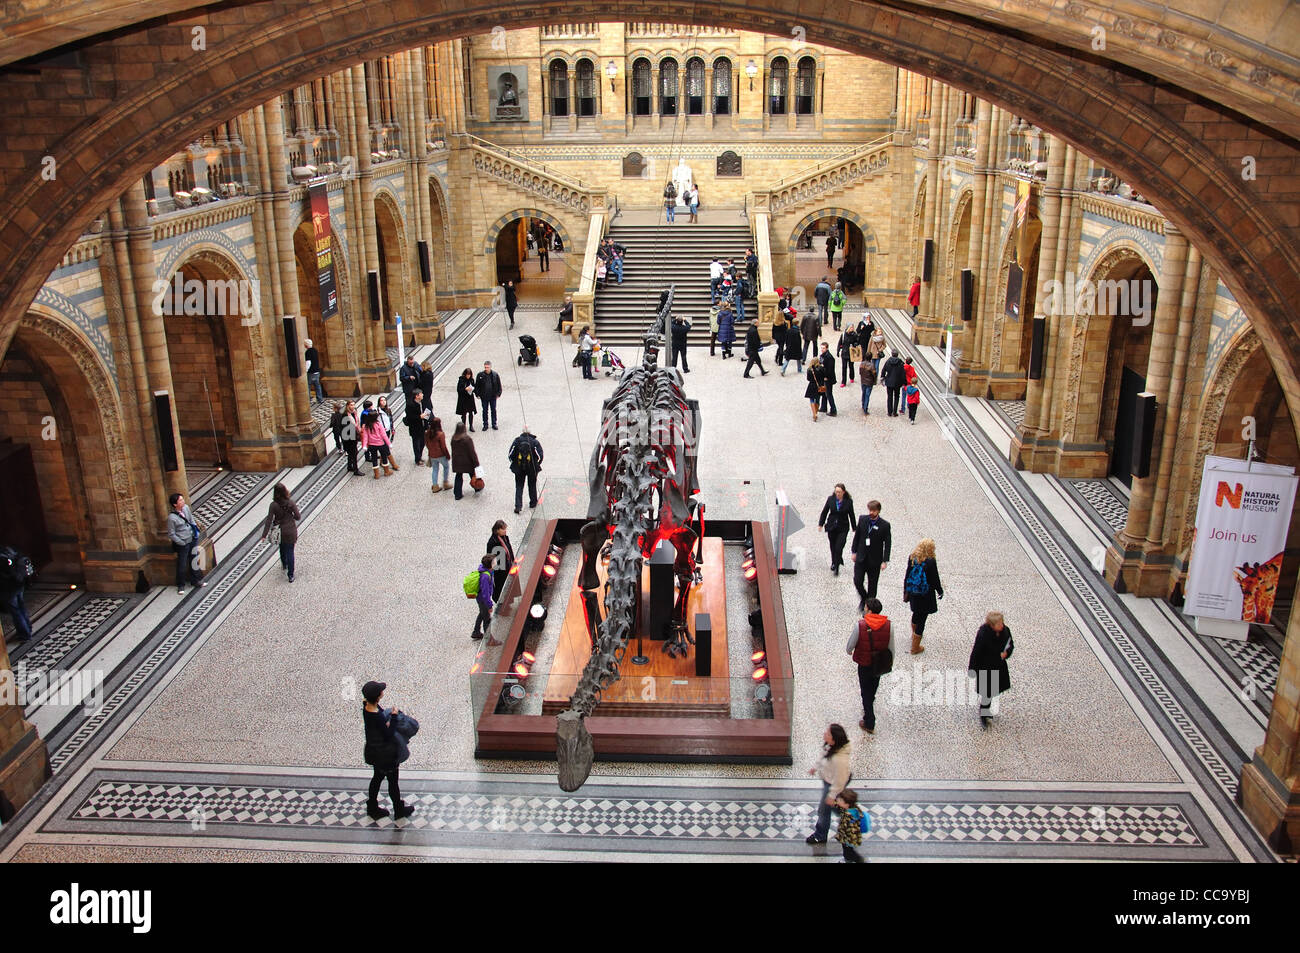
[511,436,538,472]
[0,547,34,587]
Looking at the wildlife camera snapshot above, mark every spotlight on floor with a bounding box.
[751,649,766,665]
[527,603,547,632]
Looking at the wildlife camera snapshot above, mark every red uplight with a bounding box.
[469,662,482,674]
[543,564,558,577]
[751,650,766,663]
[743,566,758,580]
[514,662,530,678]
[546,553,561,565]
[522,651,536,663]
[741,558,755,570]
[751,667,768,681]
[510,564,519,575]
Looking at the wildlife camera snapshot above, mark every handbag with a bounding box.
[267,523,281,547]
[392,711,420,740]
[818,385,827,394]
[470,467,485,491]
[849,345,863,362]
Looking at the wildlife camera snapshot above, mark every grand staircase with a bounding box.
[593,221,759,345]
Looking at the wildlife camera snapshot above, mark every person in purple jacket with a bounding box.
[472,553,495,641]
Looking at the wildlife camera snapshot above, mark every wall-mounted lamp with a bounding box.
[745,60,758,90]
[606,60,618,92]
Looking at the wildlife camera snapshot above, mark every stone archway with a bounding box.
[293,218,359,399]
[0,310,143,590]
[785,207,879,300]
[160,247,278,471]
[942,189,973,325]
[428,177,455,308]
[373,189,411,340]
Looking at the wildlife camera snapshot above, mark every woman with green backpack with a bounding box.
[902,538,943,654]
[828,281,847,331]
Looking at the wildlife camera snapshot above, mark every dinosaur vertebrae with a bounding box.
[569,443,657,717]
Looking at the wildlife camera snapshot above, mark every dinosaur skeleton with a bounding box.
[557,286,701,792]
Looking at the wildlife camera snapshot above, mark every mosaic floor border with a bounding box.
[40,767,1234,861]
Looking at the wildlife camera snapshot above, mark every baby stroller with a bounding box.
[601,349,625,377]
[518,335,540,366]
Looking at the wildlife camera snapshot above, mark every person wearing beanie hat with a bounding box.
[361,680,416,821]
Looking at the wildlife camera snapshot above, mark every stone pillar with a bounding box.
[0,637,50,823]
[1012,134,1068,468]
[351,64,391,392]
[955,99,992,395]
[123,180,189,503]
[1106,225,1190,595]
[1241,602,1300,850]
[914,83,944,345]
[410,48,441,343]
[263,97,324,466]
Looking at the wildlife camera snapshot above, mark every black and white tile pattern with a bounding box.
[191,471,275,535]
[47,769,1228,860]
[993,399,1027,430]
[1064,478,1130,534]
[9,597,132,701]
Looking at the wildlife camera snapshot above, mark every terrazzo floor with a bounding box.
[0,305,1274,861]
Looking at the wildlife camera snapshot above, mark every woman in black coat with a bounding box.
[454,367,477,430]
[817,484,857,575]
[902,537,943,654]
[837,326,860,385]
[805,361,828,421]
[486,519,516,606]
[968,612,1014,729]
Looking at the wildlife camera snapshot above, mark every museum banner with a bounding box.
[1184,454,1297,624]
[308,179,339,318]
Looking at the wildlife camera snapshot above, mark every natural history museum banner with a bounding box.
[309,179,339,318]
[1185,454,1297,624]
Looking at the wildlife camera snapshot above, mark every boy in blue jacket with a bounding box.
[472,554,495,641]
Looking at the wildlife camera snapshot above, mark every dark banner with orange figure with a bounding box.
[308,180,338,318]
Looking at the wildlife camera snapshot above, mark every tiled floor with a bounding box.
[0,304,1281,863]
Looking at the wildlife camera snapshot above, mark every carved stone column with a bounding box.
[1106,225,1190,595]
[954,99,992,396]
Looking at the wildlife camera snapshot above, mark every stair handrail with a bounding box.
[452,132,590,193]
[768,134,893,192]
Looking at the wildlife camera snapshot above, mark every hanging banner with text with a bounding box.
[308,180,339,318]
[1185,454,1297,624]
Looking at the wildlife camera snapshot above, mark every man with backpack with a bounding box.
[846,598,894,734]
[466,554,495,641]
[508,427,544,514]
[814,276,831,324]
[0,545,35,643]
[828,282,847,331]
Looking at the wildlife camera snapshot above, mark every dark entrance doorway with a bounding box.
[1111,366,1145,486]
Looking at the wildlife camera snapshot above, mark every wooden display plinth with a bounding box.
[475,520,793,765]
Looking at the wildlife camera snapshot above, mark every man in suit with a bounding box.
[850,500,892,612]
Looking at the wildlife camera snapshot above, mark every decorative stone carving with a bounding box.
[1249,67,1274,87]
[716,151,742,177]
[621,152,646,178]
[768,144,890,214]
[470,152,592,215]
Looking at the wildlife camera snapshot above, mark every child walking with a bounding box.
[905,382,921,424]
[834,788,868,863]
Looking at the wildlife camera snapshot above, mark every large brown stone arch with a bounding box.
[373,189,411,340]
[292,218,360,398]
[0,4,1297,426]
[942,188,973,325]
[427,177,455,309]
[162,247,280,471]
[0,309,144,589]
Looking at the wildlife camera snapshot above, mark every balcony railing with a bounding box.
[542,24,599,38]
[625,23,737,37]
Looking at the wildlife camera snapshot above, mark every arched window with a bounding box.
[713,57,732,115]
[768,57,788,115]
[632,58,652,116]
[576,59,596,117]
[795,56,816,115]
[549,60,568,117]
[660,58,678,116]
[685,57,705,115]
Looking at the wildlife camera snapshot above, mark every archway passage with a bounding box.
[489,215,568,305]
[0,318,137,591]
[791,215,868,300]
[160,256,258,473]
[1092,260,1158,487]
[293,220,357,400]
[374,195,410,342]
